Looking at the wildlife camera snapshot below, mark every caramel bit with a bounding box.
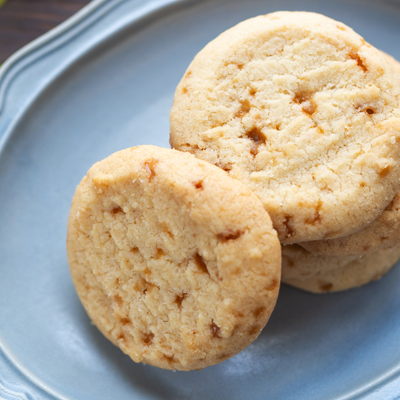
[357,104,376,116]
[379,165,391,177]
[247,127,266,145]
[185,71,192,78]
[142,331,155,345]
[130,246,139,254]
[294,91,317,116]
[182,86,188,94]
[155,247,165,259]
[236,99,251,118]
[349,51,368,72]
[250,145,258,156]
[253,306,266,318]
[111,205,124,214]
[274,123,282,131]
[194,253,209,275]
[174,293,187,309]
[117,333,126,342]
[337,25,346,31]
[113,295,123,307]
[360,182,367,188]
[320,283,333,292]
[210,321,222,338]
[249,87,257,96]
[144,159,158,182]
[282,216,294,238]
[217,230,243,241]
[193,180,203,190]
[302,100,317,116]
[306,201,322,225]
[218,353,230,360]
[317,126,324,134]
[142,280,156,294]
[120,317,131,326]
[293,91,312,104]
[248,325,260,335]
[266,279,279,292]
[215,162,232,172]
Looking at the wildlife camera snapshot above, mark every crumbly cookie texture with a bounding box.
[67,145,281,371]
[170,11,400,244]
[301,192,400,256]
[300,54,400,256]
[282,245,400,294]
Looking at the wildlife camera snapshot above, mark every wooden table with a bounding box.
[0,0,91,63]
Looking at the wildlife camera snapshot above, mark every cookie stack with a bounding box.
[67,11,400,371]
[170,11,400,294]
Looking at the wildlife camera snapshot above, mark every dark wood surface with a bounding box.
[0,0,91,63]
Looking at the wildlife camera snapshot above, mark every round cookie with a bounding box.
[301,192,400,256]
[281,244,358,282]
[282,245,400,294]
[67,145,281,371]
[170,11,400,244]
[300,53,400,256]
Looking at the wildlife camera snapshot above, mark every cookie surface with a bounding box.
[300,53,400,256]
[301,192,400,256]
[67,145,281,371]
[170,11,400,244]
[282,245,400,294]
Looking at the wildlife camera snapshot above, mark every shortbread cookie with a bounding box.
[282,245,400,293]
[281,244,358,281]
[301,192,400,256]
[67,145,281,371]
[170,11,400,244]
[300,53,400,256]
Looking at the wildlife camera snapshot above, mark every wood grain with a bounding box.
[0,0,91,63]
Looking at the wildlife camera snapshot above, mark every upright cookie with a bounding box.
[282,245,400,294]
[170,11,400,244]
[67,145,281,371]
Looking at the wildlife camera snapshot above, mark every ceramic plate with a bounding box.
[1,0,400,398]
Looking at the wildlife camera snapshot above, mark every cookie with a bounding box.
[170,11,400,244]
[301,192,400,256]
[281,244,358,282]
[282,245,400,294]
[67,145,281,371]
[300,53,400,256]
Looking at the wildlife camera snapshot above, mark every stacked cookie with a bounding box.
[170,11,400,294]
[67,11,400,371]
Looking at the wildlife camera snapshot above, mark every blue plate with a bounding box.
[1,0,400,398]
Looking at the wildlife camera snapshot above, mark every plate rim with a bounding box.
[1,0,400,398]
